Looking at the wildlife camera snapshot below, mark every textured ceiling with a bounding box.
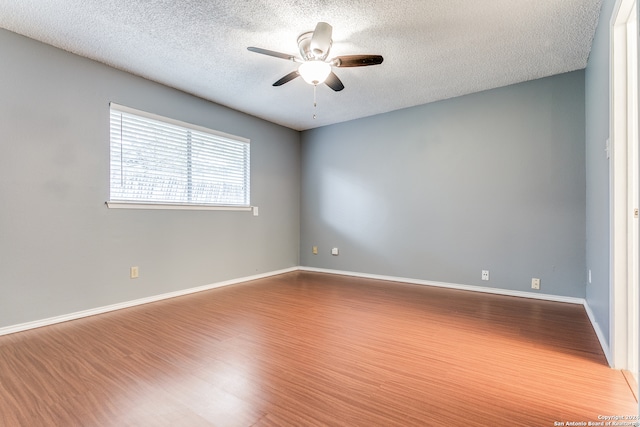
[0,0,602,131]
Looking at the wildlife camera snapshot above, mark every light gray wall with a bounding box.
[585,0,614,346]
[301,71,586,298]
[0,29,300,328]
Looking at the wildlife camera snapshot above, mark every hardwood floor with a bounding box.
[0,271,636,426]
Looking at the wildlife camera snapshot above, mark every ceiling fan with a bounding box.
[247,22,383,92]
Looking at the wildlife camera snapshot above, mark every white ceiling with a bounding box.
[0,0,602,131]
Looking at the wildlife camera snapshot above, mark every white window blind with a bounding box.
[109,103,250,208]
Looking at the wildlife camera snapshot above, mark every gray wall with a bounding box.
[301,71,586,298]
[585,0,614,346]
[0,29,300,328]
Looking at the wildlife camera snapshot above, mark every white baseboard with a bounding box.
[299,267,585,304]
[0,267,298,337]
[582,301,613,367]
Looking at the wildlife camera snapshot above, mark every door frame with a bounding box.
[610,0,639,382]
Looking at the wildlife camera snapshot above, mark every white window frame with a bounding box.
[106,103,251,211]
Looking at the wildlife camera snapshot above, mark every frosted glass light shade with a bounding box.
[298,61,331,85]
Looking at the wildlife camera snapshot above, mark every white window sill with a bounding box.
[105,201,253,211]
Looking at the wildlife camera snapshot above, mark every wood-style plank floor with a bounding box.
[0,271,636,426]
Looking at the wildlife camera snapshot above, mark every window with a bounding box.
[108,103,250,210]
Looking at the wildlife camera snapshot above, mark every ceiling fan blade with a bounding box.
[324,72,344,92]
[273,70,300,86]
[334,55,384,67]
[310,22,333,59]
[247,47,297,62]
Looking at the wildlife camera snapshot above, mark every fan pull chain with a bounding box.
[313,84,317,119]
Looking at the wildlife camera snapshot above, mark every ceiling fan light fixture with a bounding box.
[298,61,331,85]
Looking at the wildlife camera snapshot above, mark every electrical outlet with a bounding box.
[531,278,540,290]
[253,206,259,216]
[331,248,339,256]
[312,246,318,255]
[130,266,139,279]
[481,270,489,281]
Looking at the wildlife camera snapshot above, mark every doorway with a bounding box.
[611,0,639,383]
